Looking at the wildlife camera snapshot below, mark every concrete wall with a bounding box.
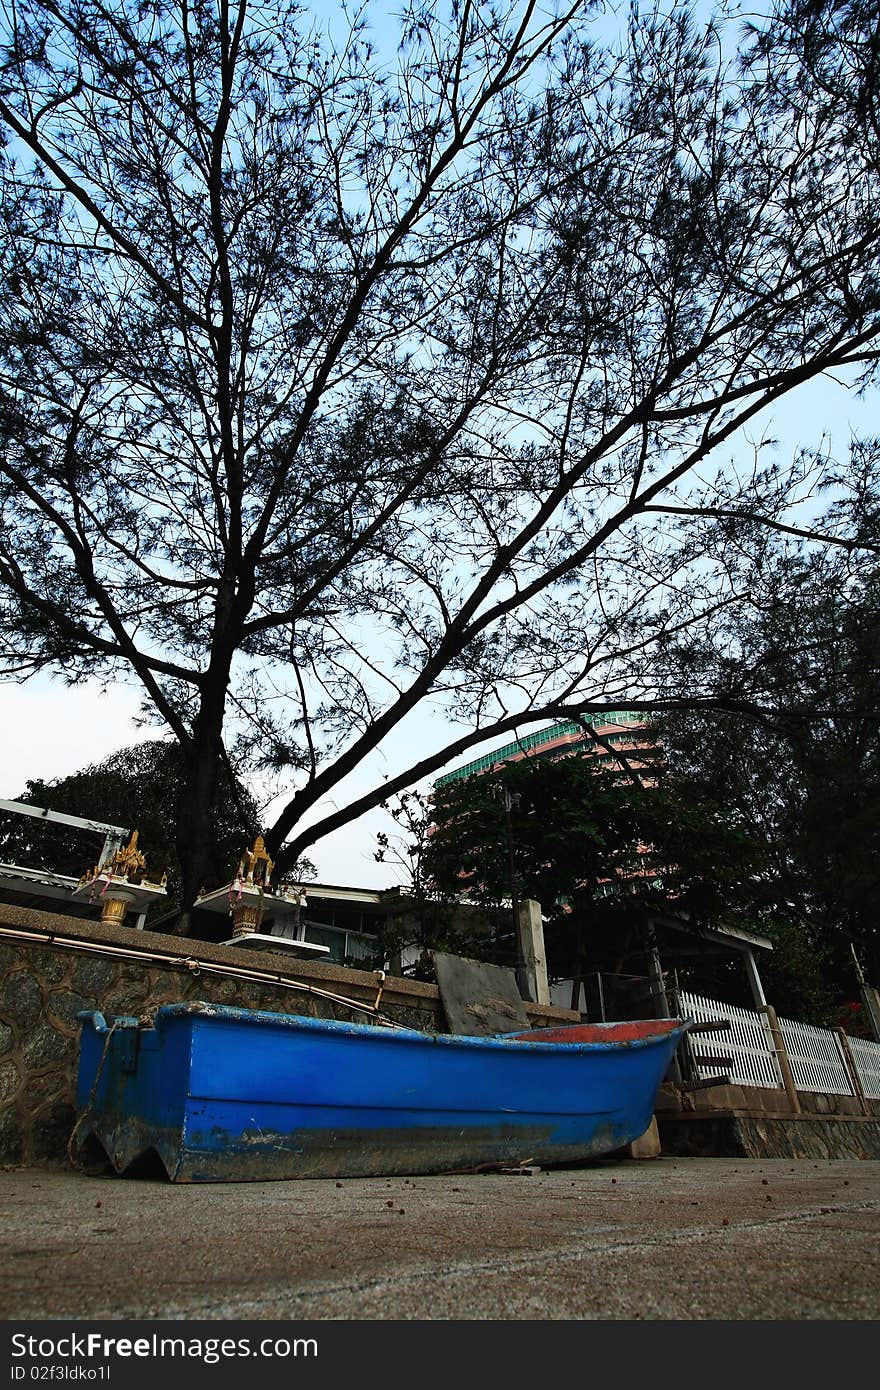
[657,1112,880,1159]
[655,1079,880,1159]
[658,1077,879,1119]
[0,903,577,1167]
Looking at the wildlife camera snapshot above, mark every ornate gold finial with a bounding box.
[237,835,273,888]
[79,830,145,888]
[103,830,147,882]
[74,827,167,926]
[77,829,167,891]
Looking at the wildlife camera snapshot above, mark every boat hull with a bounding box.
[74,1002,688,1182]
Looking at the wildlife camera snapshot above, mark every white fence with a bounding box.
[677,990,880,1101]
[847,1035,880,1101]
[678,992,782,1089]
[778,1016,852,1096]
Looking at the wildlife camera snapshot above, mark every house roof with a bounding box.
[646,908,773,953]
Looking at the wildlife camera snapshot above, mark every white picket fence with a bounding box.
[778,1015,853,1096]
[678,992,782,1089]
[847,1035,880,1101]
[678,990,880,1101]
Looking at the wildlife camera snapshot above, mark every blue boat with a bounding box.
[73,1002,689,1182]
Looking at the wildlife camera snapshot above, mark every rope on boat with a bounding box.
[66,1018,120,1176]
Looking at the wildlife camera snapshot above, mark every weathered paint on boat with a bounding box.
[73,1001,689,1182]
[510,1019,684,1045]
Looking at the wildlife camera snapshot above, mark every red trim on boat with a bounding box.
[510,1019,683,1044]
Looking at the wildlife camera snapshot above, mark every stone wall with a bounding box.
[657,1112,880,1160]
[0,903,577,1167]
[657,1078,878,1119]
[655,1077,880,1159]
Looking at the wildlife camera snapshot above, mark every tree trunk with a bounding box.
[172,693,229,935]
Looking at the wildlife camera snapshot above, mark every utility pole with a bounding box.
[501,785,532,1001]
[852,943,880,1043]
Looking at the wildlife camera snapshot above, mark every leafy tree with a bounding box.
[372,789,501,972]
[421,750,767,992]
[374,791,436,902]
[0,740,264,925]
[656,475,880,997]
[751,918,840,1030]
[1,0,880,930]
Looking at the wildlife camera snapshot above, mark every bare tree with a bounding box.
[1,0,879,928]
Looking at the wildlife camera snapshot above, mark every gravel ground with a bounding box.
[2,1157,878,1321]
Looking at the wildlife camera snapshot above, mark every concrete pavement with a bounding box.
[1,1158,878,1320]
